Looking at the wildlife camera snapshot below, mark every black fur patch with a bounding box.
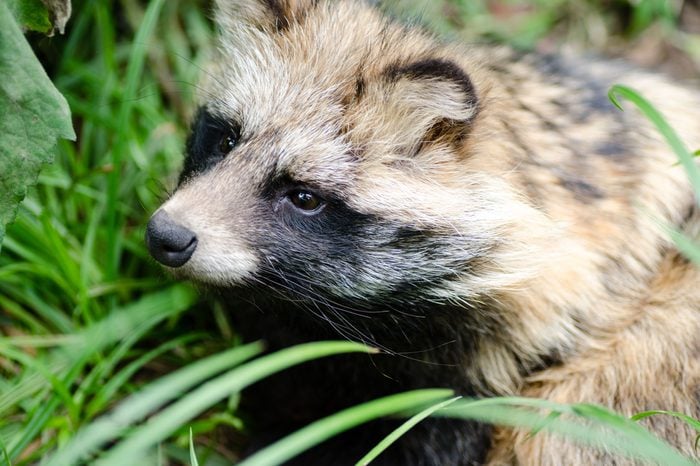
[262,0,320,32]
[258,170,346,206]
[392,227,433,245]
[385,58,478,110]
[354,76,366,100]
[259,197,379,279]
[179,107,241,185]
[224,289,496,465]
[422,117,470,150]
[255,171,484,309]
[595,140,628,157]
[262,0,290,31]
[682,202,698,227]
[254,170,378,297]
[558,175,604,200]
[526,348,566,375]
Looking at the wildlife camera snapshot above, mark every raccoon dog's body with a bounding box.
[145,1,700,464]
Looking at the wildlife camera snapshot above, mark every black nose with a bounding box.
[145,210,198,268]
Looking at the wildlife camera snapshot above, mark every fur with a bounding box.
[148,1,700,464]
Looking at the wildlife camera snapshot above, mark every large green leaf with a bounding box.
[0,2,75,251]
[6,0,51,34]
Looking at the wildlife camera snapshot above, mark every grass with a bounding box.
[1,0,699,465]
[1,0,223,462]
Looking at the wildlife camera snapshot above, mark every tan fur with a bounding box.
[156,1,700,463]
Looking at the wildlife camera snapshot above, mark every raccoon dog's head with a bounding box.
[146,0,538,310]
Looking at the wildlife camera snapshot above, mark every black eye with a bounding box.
[288,190,323,212]
[218,132,238,155]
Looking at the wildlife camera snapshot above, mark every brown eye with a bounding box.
[218,133,237,154]
[289,190,322,211]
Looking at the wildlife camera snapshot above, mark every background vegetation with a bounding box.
[1,0,699,465]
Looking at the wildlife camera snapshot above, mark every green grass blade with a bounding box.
[95,342,376,466]
[9,397,61,460]
[86,333,204,418]
[239,389,453,466]
[0,334,77,347]
[44,342,264,466]
[2,286,195,460]
[8,347,96,460]
[0,439,9,466]
[0,371,49,418]
[632,410,700,432]
[74,313,170,409]
[67,284,196,357]
[608,85,700,264]
[667,228,700,266]
[608,84,700,201]
[0,285,195,419]
[106,0,166,280]
[440,397,696,466]
[189,428,199,466]
[162,443,231,466]
[632,410,700,454]
[356,396,461,466]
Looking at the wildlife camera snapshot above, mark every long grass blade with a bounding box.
[608,84,700,200]
[189,428,199,466]
[239,389,454,466]
[86,333,204,417]
[667,228,700,266]
[356,396,462,466]
[440,397,696,466]
[95,342,376,466]
[44,342,264,466]
[631,410,700,432]
[106,0,166,279]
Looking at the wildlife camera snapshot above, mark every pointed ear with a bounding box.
[380,58,479,152]
[213,0,319,33]
[386,59,478,120]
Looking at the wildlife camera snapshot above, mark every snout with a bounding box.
[145,210,198,267]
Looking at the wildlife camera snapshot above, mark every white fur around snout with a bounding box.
[155,194,259,286]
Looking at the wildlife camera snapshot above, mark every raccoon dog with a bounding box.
[145,0,700,464]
